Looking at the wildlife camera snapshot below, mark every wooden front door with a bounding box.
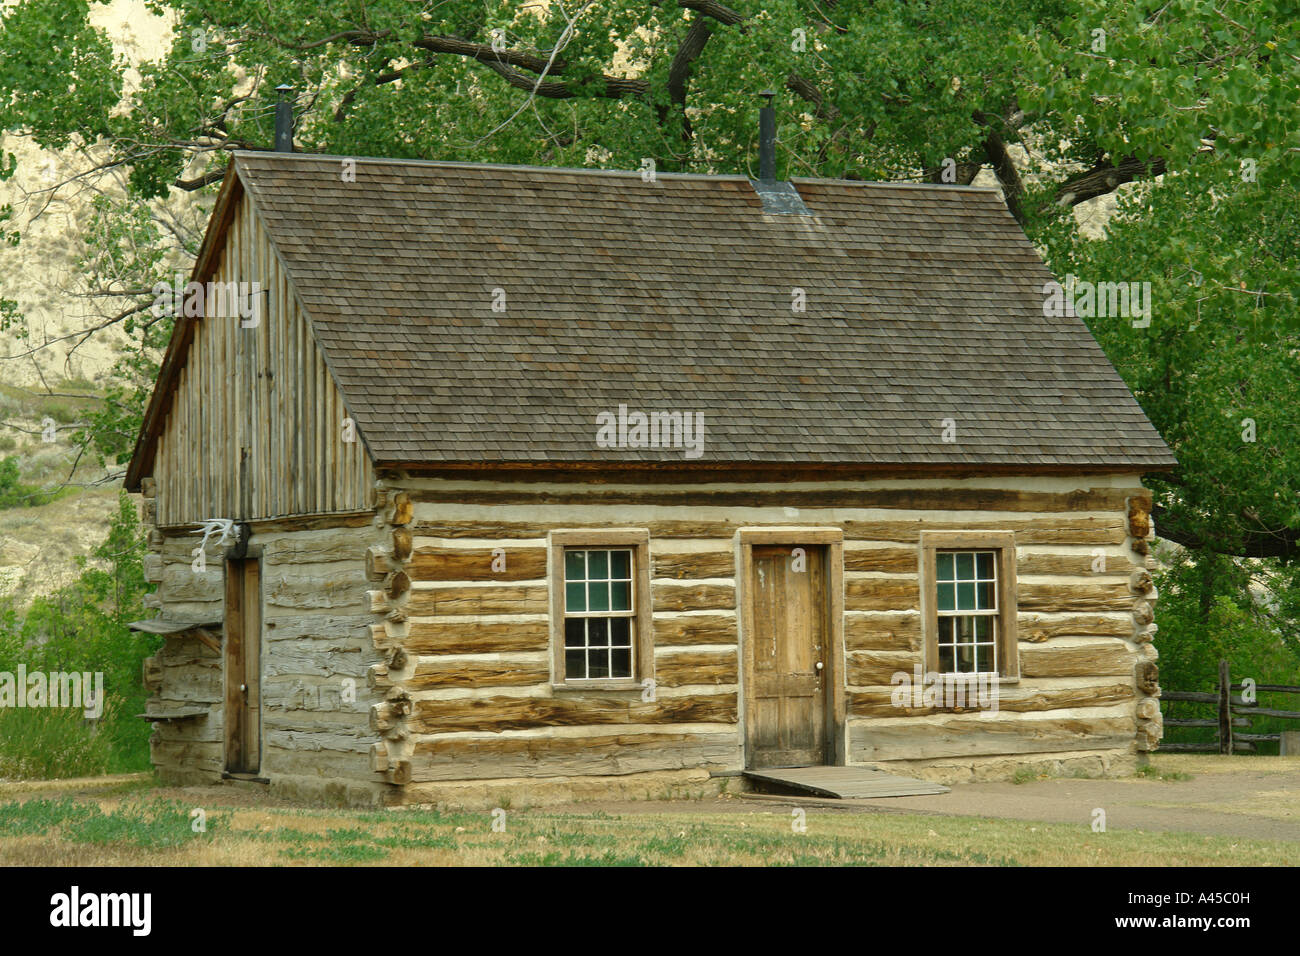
[745,545,829,768]
[224,558,262,774]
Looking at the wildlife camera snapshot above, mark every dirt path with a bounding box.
[5,757,1298,844]
[540,756,1300,843]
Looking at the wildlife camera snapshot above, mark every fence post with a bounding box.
[1218,659,1232,755]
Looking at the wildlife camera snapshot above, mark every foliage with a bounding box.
[0,455,61,508]
[0,493,159,777]
[0,0,1297,740]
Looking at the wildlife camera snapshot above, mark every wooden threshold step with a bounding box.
[744,766,950,799]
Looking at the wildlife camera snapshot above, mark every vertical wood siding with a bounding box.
[153,196,372,526]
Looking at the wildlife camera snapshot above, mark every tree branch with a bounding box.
[1153,503,1300,561]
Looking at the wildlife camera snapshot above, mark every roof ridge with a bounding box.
[231,150,1001,193]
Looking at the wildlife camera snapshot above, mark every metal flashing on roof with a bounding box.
[750,179,813,215]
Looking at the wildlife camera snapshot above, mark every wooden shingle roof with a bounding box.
[134,151,1177,481]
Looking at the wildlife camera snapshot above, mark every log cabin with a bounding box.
[124,137,1176,807]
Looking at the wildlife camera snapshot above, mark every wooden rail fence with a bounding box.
[1161,660,1300,754]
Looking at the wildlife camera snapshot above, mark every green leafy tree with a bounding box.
[0,0,1297,696]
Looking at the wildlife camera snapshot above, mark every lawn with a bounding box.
[0,772,1292,866]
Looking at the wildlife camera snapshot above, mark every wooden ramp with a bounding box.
[743,766,950,799]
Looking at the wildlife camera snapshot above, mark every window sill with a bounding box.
[551,680,645,694]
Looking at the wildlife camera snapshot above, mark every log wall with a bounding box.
[372,473,1161,791]
[149,194,372,527]
[140,477,388,805]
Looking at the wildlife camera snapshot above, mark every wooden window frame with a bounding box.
[549,529,653,691]
[919,531,1019,683]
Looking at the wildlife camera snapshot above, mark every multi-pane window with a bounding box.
[935,551,999,674]
[563,548,635,680]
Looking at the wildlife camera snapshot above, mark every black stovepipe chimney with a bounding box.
[758,90,777,182]
[274,84,295,152]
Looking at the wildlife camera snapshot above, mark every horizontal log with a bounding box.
[264,570,367,611]
[1017,553,1135,576]
[652,550,736,580]
[1018,641,1134,679]
[652,613,737,647]
[1017,582,1134,613]
[408,731,740,781]
[406,486,1137,512]
[852,714,1136,761]
[405,619,549,655]
[412,692,737,733]
[411,515,1129,544]
[1161,691,1218,703]
[408,546,548,582]
[844,577,919,612]
[412,519,729,539]
[260,530,366,564]
[844,548,917,574]
[845,613,922,652]
[843,515,1128,545]
[1016,613,1132,640]
[1232,706,1300,720]
[407,585,548,616]
[847,650,921,686]
[849,680,1135,718]
[407,658,550,690]
[651,582,735,612]
[655,651,738,687]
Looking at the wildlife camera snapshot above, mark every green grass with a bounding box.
[0,706,113,779]
[0,787,1296,866]
[0,797,220,851]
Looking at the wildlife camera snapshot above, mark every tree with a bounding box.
[0,0,1296,623]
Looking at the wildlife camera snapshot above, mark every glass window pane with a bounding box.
[936,553,954,580]
[937,582,955,611]
[564,618,586,648]
[610,648,632,678]
[972,616,991,640]
[955,552,975,580]
[587,618,609,646]
[937,616,953,643]
[610,550,631,578]
[956,581,976,610]
[588,581,610,612]
[956,643,975,672]
[565,581,586,612]
[976,581,996,610]
[938,646,954,672]
[588,550,609,579]
[610,617,631,646]
[955,616,976,644]
[565,550,586,580]
[565,649,586,679]
[610,580,631,611]
[589,649,610,679]
[976,552,995,579]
